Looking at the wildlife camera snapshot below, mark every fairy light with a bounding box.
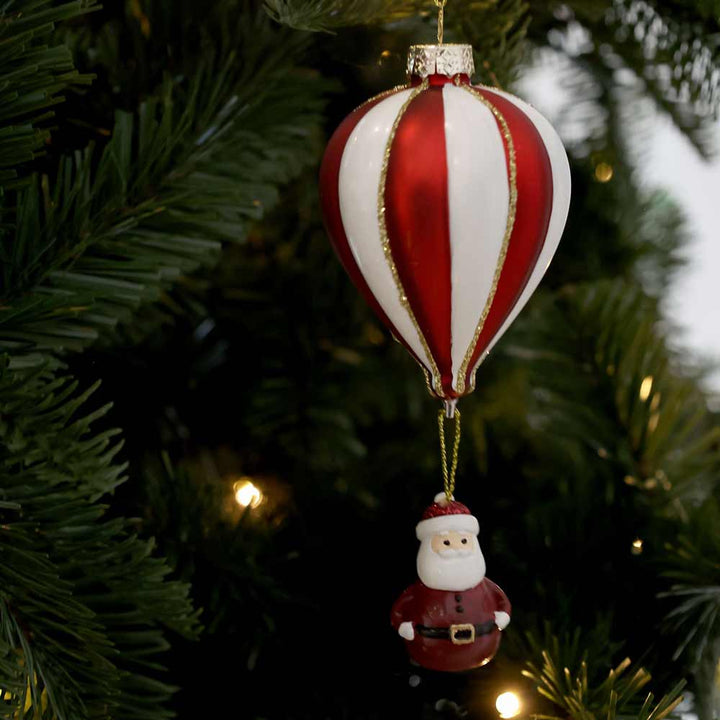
[632,538,644,555]
[496,691,521,719]
[234,478,263,509]
[639,375,653,401]
[377,49,392,66]
[594,162,614,182]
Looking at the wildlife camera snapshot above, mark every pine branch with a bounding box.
[139,454,301,664]
[0,0,97,189]
[0,9,325,716]
[530,0,720,157]
[597,0,718,156]
[456,0,530,86]
[522,631,686,720]
[495,278,719,714]
[267,0,719,154]
[0,359,199,720]
[264,0,530,84]
[263,0,431,30]
[0,25,329,356]
[508,279,720,506]
[535,64,688,289]
[0,362,196,720]
[659,498,720,667]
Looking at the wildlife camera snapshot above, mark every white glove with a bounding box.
[494,611,510,630]
[398,621,415,641]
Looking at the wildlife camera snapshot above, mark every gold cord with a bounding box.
[438,407,461,501]
[434,0,448,44]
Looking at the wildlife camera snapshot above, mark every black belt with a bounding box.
[416,620,497,645]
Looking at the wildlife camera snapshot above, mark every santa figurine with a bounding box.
[391,493,511,672]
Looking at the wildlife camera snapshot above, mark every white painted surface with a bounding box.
[442,84,510,390]
[477,88,572,371]
[339,90,434,374]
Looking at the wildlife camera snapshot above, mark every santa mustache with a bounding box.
[436,547,474,559]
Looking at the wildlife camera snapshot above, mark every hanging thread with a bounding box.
[438,407,461,501]
[434,0,448,44]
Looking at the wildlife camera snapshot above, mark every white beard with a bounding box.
[416,536,486,591]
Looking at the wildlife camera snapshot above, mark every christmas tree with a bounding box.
[1,0,719,718]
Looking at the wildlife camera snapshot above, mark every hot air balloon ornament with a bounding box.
[319,0,570,673]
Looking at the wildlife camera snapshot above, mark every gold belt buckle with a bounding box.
[449,623,475,645]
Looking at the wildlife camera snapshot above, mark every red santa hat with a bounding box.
[416,493,479,541]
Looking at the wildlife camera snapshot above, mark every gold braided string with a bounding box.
[434,0,448,44]
[438,407,461,501]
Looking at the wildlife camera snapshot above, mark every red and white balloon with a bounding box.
[320,44,571,403]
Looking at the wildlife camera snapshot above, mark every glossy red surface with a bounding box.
[410,73,471,87]
[461,88,553,390]
[384,87,454,395]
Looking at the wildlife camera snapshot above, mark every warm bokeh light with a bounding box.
[632,538,644,555]
[594,162,614,182]
[496,691,521,718]
[639,375,653,401]
[234,479,263,509]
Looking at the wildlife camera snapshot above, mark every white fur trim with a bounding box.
[434,492,454,506]
[416,513,479,540]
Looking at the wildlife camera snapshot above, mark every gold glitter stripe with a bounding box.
[454,80,518,395]
[376,78,444,396]
[355,83,409,113]
[422,367,434,397]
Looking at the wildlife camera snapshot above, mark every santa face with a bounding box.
[417,530,486,591]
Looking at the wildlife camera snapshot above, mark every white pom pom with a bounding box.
[494,611,511,630]
[434,492,453,506]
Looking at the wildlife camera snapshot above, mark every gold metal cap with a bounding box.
[406,44,474,79]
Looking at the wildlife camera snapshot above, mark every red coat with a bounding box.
[391,577,511,672]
